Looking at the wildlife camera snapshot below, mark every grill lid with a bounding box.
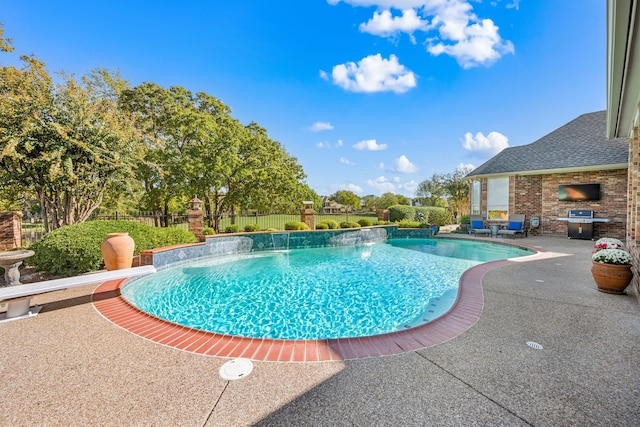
[568,210,594,218]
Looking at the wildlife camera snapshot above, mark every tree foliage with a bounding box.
[329,190,361,212]
[415,165,474,219]
[0,51,139,231]
[120,83,308,231]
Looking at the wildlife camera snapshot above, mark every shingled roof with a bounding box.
[466,111,629,178]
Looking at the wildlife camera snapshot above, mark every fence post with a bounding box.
[0,211,23,250]
[301,201,315,230]
[188,197,204,237]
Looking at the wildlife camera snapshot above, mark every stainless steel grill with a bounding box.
[556,211,611,240]
[567,210,594,239]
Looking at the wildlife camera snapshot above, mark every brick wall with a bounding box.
[540,170,627,240]
[512,175,543,235]
[0,211,23,250]
[473,169,627,240]
[627,121,639,297]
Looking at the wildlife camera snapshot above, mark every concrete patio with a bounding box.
[1,235,638,426]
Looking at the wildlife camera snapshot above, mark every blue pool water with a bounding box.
[121,238,532,340]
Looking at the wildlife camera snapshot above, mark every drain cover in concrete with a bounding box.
[527,341,543,350]
[219,358,253,380]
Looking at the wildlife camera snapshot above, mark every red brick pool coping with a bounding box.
[92,242,547,362]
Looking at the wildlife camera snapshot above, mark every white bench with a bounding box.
[0,265,156,322]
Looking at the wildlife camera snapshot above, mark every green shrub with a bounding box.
[243,223,261,232]
[28,220,197,276]
[202,227,215,235]
[389,205,416,222]
[339,221,361,228]
[459,215,470,224]
[375,220,389,225]
[315,223,329,230]
[397,219,421,228]
[320,219,339,229]
[284,221,310,230]
[357,218,373,227]
[224,224,240,233]
[423,207,452,226]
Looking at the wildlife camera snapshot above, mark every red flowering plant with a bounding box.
[592,238,632,265]
[592,238,624,254]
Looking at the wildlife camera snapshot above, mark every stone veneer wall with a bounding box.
[0,211,22,251]
[627,119,640,298]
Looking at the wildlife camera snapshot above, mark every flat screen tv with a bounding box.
[558,184,601,201]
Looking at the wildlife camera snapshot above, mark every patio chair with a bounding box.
[469,215,491,237]
[497,214,527,238]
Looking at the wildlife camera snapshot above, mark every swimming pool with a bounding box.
[121,238,532,340]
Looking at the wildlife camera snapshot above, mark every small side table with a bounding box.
[489,224,500,238]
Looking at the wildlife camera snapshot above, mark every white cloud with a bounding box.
[310,121,335,132]
[506,0,520,10]
[427,17,514,69]
[353,139,388,151]
[359,9,430,41]
[332,54,416,94]
[461,131,509,155]
[317,139,344,149]
[366,176,396,192]
[328,1,427,7]
[340,157,355,165]
[319,70,329,80]
[380,155,418,173]
[332,183,364,194]
[457,162,475,171]
[394,154,418,173]
[328,0,514,69]
[399,179,419,194]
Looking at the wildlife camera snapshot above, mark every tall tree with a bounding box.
[415,174,447,207]
[122,84,308,231]
[329,190,361,212]
[0,52,138,231]
[442,165,474,219]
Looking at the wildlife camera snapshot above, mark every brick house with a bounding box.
[606,0,640,297]
[465,111,628,240]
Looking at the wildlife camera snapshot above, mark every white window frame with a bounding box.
[487,177,509,220]
[471,180,481,215]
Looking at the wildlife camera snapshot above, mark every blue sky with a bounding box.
[1,0,605,197]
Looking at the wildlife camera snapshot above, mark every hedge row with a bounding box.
[28,220,197,276]
[388,205,452,226]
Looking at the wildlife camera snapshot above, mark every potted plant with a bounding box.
[591,238,633,294]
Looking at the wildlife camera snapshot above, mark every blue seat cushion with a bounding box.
[471,220,484,229]
[508,221,522,230]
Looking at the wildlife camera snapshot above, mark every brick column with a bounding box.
[627,122,640,298]
[377,209,390,221]
[300,201,315,230]
[0,211,23,251]
[188,197,204,238]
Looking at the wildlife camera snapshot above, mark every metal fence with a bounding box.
[20,211,381,246]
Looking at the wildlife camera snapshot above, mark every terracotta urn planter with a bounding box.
[591,261,633,294]
[101,233,135,271]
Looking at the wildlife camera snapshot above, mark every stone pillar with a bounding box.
[300,201,315,230]
[377,209,390,222]
[188,197,204,237]
[0,211,23,251]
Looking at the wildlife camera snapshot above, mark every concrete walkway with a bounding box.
[1,236,638,426]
